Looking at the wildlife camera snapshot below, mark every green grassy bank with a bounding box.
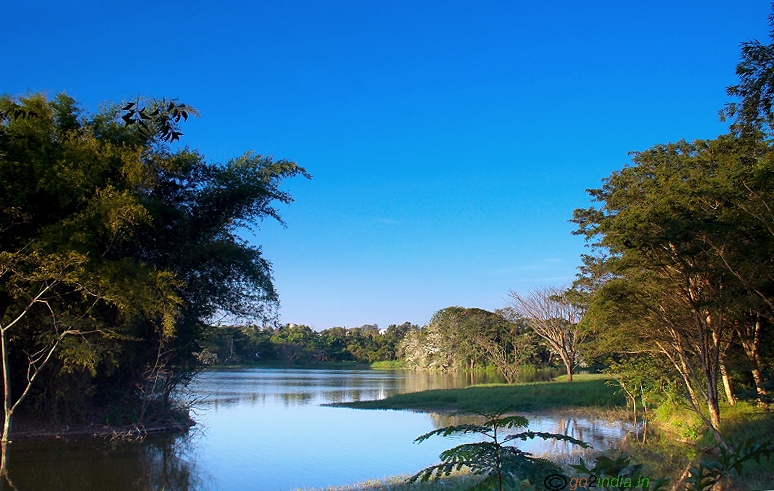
[640,400,774,489]
[296,474,481,491]
[335,374,626,413]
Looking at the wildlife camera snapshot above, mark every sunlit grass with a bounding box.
[335,375,625,413]
[370,360,409,370]
[296,473,481,491]
[616,399,774,490]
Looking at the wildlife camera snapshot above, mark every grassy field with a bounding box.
[335,373,626,413]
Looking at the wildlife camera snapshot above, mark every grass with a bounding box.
[334,374,626,413]
[718,401,774,489]
[295,474,482,491]
[370,360,409,370]
[599,399,774,490]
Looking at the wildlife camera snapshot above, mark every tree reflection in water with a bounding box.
[3,432,206,491]
[426,411,632,467]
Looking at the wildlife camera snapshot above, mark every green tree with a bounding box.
[381,322,415,360]
[399,307,485,371]
[271,324,316,363]
[570,136,774,444]
[0,93,309,446]
[317,327,352,361]
[398,307,534,381]
[721,9,774,136]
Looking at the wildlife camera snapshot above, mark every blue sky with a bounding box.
[4,1,771,329]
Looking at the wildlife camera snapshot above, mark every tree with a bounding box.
[399,308,473,371]
[379,322,416,360]
[721,9,774,136]
[568,137,774,445]
[505,287,585,382]
[397,307,535,382]
[0,93,309,446]
[461,309,534,384]
[0,94,184,446]
[397,308,485,372]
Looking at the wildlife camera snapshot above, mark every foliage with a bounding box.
[569,135,774,444]
[682,439,773,491]
[197,322,417,365]
[572,440,773,491]
[0,92,309,438]
[399,307,542,380]
[407,409,588,491]
[603,353,684,427]
[565,7,774,450]
[571,453,670,491]
[119,98,198,142]
[721,10,774,136]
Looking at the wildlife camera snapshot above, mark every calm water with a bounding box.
[5,368,635,490]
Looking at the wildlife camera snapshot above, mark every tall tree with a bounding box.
[0,93,309,445]
[505,287,585,382]
[569,138,774,445]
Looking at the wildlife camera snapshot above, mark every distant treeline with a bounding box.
[200,307,562,383]
[197,322,417,365]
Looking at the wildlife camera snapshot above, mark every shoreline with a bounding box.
[6,417,195,442]
[326,400,631,421]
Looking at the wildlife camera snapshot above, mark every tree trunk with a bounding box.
[1,328,11,444]
[560,352,573,382]
[738,317,769,408]
[751,367,770,409]
[708,396,722,433]
[720,361,736,405]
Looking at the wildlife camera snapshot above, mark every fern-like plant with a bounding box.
[407,408,589,491]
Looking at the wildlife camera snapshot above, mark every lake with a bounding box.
[4,368,635,490]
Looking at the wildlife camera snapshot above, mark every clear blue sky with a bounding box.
[3,1,771,330]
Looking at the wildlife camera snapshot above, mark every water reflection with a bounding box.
[6,367,629,491]
[5,433,206,491]
[195,368,562,409]
[424,412,635,464]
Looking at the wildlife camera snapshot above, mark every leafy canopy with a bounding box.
[0,92,309,429]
